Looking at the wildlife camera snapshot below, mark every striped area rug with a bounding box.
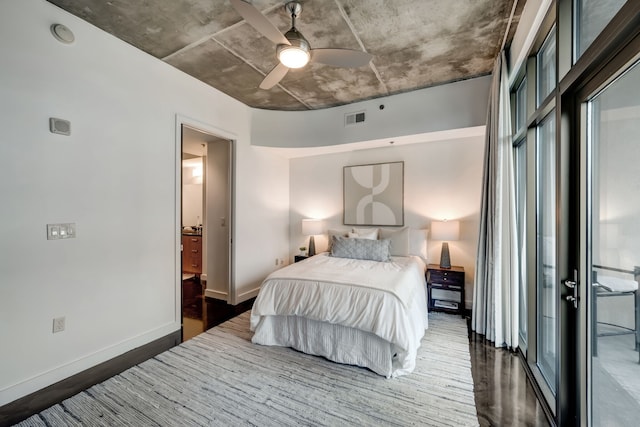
[17,312,478,426]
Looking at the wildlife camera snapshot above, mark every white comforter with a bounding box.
[251,253,428,376]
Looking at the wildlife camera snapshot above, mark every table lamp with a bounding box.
[431,220,460,269]
[302,219,323,257]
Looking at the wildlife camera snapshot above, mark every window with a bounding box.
[536,111,557,393]
[515,140,528,349]
[515,78,527,132]
[537,28,557,106]
[513,75,529,350]
[575,0,627,59]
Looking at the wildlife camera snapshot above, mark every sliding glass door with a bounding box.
[582,56,640,426]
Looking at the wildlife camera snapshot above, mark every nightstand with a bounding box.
[294,255,308,263]
[426,264,465,316]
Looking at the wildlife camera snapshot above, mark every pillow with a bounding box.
[379,227,410,256]
[331,236,391,262]
[327,229,349,251]
[409,229,428,260]
[348,230,377,240]
[351,227,379,239]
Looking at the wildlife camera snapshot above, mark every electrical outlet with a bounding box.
[52,316,65,333]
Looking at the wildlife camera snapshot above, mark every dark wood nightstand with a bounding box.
[426,264,465,316]
[294,255,308,263]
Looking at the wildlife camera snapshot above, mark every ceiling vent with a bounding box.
[345,111,365,126]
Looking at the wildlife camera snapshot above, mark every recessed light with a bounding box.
[51,24,75,44]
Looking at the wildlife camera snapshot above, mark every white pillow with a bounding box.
[409,229,428,260]
[351,227,379,239]
[349,230,378,240]
[327,229,349,251]
[379,227,410,256]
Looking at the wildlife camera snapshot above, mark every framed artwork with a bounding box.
[343,161,404,226]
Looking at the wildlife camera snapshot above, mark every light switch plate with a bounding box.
[47,223,76,240]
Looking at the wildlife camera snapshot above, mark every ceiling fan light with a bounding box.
[278,46,310,68]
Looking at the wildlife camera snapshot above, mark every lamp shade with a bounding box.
[302,219,323,236]
[431,220,460,241]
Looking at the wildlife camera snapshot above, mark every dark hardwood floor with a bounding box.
[181,277,255,342]
[469,332,551,426]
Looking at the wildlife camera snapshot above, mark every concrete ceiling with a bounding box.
[47,0,523,111]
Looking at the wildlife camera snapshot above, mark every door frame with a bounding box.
[174,114,237,325]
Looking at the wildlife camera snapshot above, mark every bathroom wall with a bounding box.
[182,157,204,228]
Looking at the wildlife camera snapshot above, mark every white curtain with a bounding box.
[472,51,520,349]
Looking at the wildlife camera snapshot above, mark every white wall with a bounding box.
[0,0,289,405]
[289,136,485,309]
[252,76,491,149]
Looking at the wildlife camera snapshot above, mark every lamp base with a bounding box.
[439,242,452,269]
[308,235,316,257]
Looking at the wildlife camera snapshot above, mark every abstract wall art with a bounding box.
[343,161,404,226]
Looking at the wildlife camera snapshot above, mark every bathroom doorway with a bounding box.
[180,123,233,341]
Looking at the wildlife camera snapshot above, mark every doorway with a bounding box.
[180,123,233,341]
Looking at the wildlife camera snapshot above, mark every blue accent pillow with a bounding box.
[330,236,391,262]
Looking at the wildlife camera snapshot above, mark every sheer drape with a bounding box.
[472,52,519,349]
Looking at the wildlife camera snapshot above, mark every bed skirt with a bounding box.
[252,315,403,378]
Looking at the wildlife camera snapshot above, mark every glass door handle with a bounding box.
[563,269,579,309]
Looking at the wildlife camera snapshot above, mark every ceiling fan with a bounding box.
[231,0,373,89]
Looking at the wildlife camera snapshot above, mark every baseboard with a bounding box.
[0,330,181,427]
[204,288,228,300]
[237,286,261,301]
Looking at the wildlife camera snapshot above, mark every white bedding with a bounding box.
[250,253,428,377]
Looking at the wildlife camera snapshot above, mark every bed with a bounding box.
[250,231,428,378]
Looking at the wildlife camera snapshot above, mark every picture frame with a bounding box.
[343,161,404,226]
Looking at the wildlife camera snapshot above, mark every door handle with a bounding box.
[563,269,578,309]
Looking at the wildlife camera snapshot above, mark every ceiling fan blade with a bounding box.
[230,0,290,46]
[260,63,289,89]
[310,49,373,68]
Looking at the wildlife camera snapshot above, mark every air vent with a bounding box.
[345,111,365,126]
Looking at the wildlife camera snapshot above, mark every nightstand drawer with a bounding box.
[429,269,464,286]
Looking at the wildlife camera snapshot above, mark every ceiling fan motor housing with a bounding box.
[277,27,310,68]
